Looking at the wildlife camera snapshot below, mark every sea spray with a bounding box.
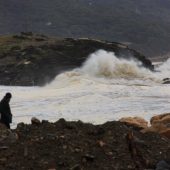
[81,49,153,79]
[3,50,170,128]
[155,58,170,79]
[49,50,169,87]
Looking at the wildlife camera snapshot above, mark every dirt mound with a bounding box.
[0,119,169,170]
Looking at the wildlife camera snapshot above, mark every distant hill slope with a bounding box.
[0,0,170,57]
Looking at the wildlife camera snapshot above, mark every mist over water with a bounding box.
[1,50,170,128]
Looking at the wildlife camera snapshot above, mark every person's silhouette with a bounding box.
[0,93,12,129]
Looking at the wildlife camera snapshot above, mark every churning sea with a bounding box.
[0,50,170,128]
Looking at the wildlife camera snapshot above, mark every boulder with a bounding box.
[150,113,170,125]
[142,113,170,139]
[156,160,170,170]
[162,78,170,84]
[119,117,148,129]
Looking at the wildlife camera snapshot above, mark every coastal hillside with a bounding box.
[0,0,170,57]
[0,33,153,86]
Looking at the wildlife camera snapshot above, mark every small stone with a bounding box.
[0,158,7,163]
[17,122,25,129]
[0,146,9,150]
[60,135,65,139]
[63,145,67,149]
[70,164,81,170]
[74,148,81,153]
[106,152,113,156]
[127,165,135,169]
[156,160,170,170]
[57,118,66,124]
[42,120,49,124]
[31,117,41,125]
[58,161,67,167]
[82,154,95,162]
[97,140,106,147]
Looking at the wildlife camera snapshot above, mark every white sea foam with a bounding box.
[0,50,170,128]
[49,49,166,86]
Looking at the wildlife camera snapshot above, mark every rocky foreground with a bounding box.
[0,33,153,86]
[0,114,170,170]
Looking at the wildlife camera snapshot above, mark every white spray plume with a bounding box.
[81,49,153,79]
[155,58,170,78]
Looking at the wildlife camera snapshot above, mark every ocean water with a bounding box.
[0,50,170,128]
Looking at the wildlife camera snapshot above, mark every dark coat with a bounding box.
[0,98,12,128]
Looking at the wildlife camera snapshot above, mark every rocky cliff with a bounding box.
[0,33,153,86]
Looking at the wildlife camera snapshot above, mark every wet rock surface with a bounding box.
[0,33,154,86]
[162,78,170,84]
[0,119,169,170]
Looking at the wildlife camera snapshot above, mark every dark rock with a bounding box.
[0,35,154,86]
[163,81,170,84]
[42,120,49,124]
[163,78,170,82]
[82,154,95,162]
[162,78,170,84]
[0,146,9,150]
[156,160,170,170]
[57,118,66,124]
[17,122,26,129]
[31,117,41,125]
[70,164,81,170]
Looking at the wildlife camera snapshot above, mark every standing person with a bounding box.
[0,92,12,129]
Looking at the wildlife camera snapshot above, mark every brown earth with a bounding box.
[0,119,169,170]
[119,117,148,129]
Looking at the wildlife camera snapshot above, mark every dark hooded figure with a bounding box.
[0,92,12,129]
